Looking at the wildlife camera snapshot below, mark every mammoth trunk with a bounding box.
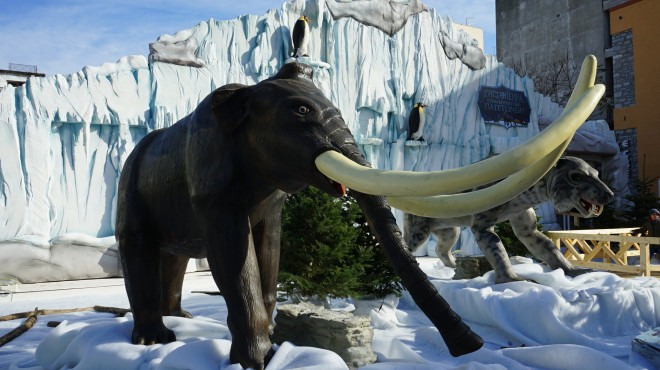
[318,96,486,355]
[351,190,483,356]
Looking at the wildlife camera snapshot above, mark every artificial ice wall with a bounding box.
[0,0,624,283]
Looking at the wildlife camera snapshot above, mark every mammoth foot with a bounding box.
[230,343,274,370]
[131,323,175,345]
[446,328,484,357]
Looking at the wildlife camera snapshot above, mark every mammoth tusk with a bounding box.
[386,140,568,217]
[566,55,597,110]
[314,80,604,197]
[387,56,603,217]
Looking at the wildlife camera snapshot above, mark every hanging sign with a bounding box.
[477,85,531,128]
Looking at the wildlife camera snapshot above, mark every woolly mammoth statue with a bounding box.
[117,57,604,368]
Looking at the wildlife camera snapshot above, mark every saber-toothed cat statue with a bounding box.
[404,156,614,283]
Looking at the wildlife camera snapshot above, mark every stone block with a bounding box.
[273,302,377,369]
[453,256,493,280]
[632,327,660,369]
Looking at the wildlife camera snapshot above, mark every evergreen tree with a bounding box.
[624,175,660,225]
[278,187,402,300]
[350,194,402,298]
[586,155,660,228]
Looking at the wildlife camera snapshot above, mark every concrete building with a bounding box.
[496,1,608,76]
[0,63,45,88]
[454,22,484,52]
[607,0,660,197]
[496,0,660,198]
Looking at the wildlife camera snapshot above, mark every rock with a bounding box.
[273,303,377,369]
[453,256,493,280]
[632,327,660,369]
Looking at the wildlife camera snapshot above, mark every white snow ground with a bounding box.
[1,258,659,369]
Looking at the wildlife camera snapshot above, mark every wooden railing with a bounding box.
[547,228,660,277]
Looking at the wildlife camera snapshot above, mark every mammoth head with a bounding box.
[210,63,316,134]
[209,62,352,197]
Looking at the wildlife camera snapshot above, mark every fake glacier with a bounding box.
[0,0,626,283]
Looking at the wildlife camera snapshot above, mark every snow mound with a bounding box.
[20,315,346,369]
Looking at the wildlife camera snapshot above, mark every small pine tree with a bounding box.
[614,155,659,227]
[278,187,402,300]
[349,193,402,298]
[624,175,660,225]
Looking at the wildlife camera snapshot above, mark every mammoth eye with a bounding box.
[570,173,584,182]
[296,105,310,115]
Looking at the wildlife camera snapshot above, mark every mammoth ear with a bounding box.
[268,62,314,82]
[211,83,251,135]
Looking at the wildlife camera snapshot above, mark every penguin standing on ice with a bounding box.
[407,102,428,141]
[292,16,312,57]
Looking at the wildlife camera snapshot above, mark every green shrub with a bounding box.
[278,187,402,300]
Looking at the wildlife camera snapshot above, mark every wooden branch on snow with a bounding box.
[0,307,95,322]
[0,307,38,347]
[0,305,133,346]
[93,305,131,317]
[0,305,132,323]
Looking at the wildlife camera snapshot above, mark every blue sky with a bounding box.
[0,0,495,77]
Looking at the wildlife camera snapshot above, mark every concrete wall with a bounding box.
[496,0,607,70]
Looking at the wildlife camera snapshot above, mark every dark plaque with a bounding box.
[477,86,531,128]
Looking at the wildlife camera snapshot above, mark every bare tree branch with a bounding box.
[0,307,95,322]
[497,51,611,120]
[0,307,38,347]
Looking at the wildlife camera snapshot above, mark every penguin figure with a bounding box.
[407,102,428,141]
[292,16,312,57]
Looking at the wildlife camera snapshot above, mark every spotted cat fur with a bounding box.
[404,156,614,283]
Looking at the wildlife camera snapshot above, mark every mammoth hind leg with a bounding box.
[160,251,192,318]
[119,234,175,345]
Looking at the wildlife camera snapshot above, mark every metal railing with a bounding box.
[8,63,38,73]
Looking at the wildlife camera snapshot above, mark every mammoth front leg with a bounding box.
[195,201,272,369]
[119,233,176,345]
[251,193,287,333]
[159,251,192,318]
[353,192,483,357]
[510,208,591,277]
